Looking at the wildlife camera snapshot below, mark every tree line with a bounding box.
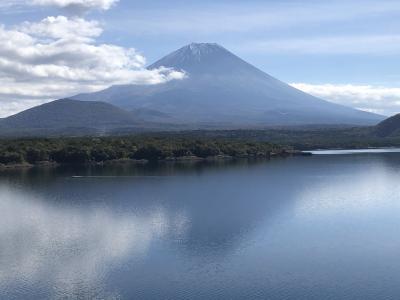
[0,136,286,165]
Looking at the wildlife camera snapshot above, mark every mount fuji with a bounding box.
[73,43,383,127]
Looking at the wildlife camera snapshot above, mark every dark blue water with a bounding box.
[1,153,400,299]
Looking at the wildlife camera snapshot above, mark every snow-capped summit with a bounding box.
[148,42,255,75]
[151,43,225,65]
[187,42,223,54]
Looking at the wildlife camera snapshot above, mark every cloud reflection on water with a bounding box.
[0,184,189,299]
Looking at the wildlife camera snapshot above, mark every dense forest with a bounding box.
[0,136,290,166]
[2,124,400,167]
[151,127,400,150]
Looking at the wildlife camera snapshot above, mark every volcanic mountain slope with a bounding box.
[73,43,384,127]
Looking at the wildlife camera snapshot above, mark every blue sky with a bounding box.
[1,0,400,117]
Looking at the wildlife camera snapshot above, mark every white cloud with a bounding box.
[0,16,185,117]
[0,0,118,15]
[32,0,119,11]
[19,15,103,39]
[291,83,400,116]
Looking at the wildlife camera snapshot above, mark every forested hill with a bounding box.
[0,99,138,129]
[375,114,400,137]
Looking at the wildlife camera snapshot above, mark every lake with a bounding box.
[1,151,400,299]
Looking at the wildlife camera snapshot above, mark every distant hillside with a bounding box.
[73,43,384,127]
[0,99,148,136]
[375,114,400,137]
[0,99,138,129]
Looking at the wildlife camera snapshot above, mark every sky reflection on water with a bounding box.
[1,155,400,299]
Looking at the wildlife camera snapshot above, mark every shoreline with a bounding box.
[0,150,311,171]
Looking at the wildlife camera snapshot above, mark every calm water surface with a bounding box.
[311,148,400,155]
[1,152,400,299]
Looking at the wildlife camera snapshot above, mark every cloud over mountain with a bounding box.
[32,0,119,12]
[0,3,185,117]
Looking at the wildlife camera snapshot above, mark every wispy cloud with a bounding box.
[107,0,400,35]
[291,83,400,116]
[1,0,119,11]
[236,35,400,55]
[0,0,24,8]
[0,0,29,13]
[31,0,119,14]
[32,0,118,10]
